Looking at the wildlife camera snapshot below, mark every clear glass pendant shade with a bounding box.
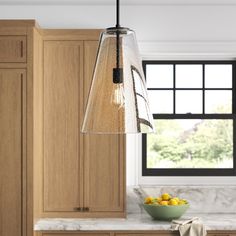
[82,28,154,133]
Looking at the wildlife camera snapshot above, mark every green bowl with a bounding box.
[143,203,189,221]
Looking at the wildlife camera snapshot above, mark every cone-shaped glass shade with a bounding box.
[82,28,154,133]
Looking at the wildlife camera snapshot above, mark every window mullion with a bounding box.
[173,64,176,114]
[203,64,205,114]
[232,62,236,114]
[232,61,236,172]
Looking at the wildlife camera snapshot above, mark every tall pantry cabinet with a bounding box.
[0,20,40,236]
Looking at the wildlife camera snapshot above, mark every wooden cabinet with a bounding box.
[208,233,236,236]
[0,20,39,236]
[43,41,83,212]
[0,69,26,236]
[36,233,110,236]
[43,234,109,236]
[115,231,179,236]
[34,231,236,236]
[0,22,126,236]
[115,232,236,236]
[0,36,26,62]
[36,35,125,218]
[83,41,125,213]
[115,234,178,236]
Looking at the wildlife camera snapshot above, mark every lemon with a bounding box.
[160,200,169,206]
[169,199,178,205]
[153,201,160,205]
[178,200,186,205]
[161,193,171,201]
[171,197,180,204]
[144,196,154,204]
[156,197,162,203]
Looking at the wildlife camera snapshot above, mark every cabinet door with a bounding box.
[0,36,26,62]
[43,234,109,236]
[0,69,25,236]
[208,233,236,236]
[116,233,179,236]
[43,41,83,212]
[83,41,125,213]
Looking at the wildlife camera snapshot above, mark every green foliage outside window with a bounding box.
[147,118,233,169]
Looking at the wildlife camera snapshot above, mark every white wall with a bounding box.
[1,0,236,185]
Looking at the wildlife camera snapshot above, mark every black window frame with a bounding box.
[142,60,236,176]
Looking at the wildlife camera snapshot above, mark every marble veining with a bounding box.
[34,213,236,231]
[35,186,236,231]
[129,186,236,214]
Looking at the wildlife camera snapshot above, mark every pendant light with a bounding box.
[82,0,154,134]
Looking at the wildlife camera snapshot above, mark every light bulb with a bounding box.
[111,83,125,109]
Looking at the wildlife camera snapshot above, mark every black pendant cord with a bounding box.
[113,0,123,83]
[116,0,120,28]
[116,30,120,69]
[116,0,120,69]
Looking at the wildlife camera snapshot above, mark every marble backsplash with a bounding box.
[127,186,236,214]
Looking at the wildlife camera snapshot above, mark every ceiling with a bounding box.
[0,0,236,5]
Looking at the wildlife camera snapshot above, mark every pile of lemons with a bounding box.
[144,193,188,206]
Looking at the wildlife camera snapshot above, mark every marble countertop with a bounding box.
[34,213,236,231]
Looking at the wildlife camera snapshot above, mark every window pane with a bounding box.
[148,90,173,114]
[205,65,232,88]
[176,65,202,88]
[146,65,173,88]
[176,90,202,114]
[147,119,233,169]
[205,90,232,113]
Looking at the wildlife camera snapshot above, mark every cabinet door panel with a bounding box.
[0,69,25,236]
[116,234,178,236]
[43,234,109,236]
[0,36,26,62]
[43,41,83,211]
[83,41,125,212]
[208,233,236,236]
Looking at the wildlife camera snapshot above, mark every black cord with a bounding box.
[113,0,123,83]
[116,31,120,69]
[116,0,120,28]
[116,0,120,69]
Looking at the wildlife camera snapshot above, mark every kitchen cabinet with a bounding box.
[40,234,109,236]
[43,41,83,212]
[0,20,40,236]
[34,32,125,218]
[83,41,125,213]
[34,231,236,236]
[208,233,236,236]
[36,233,110,236]
[0,21,126,236]
[0,36,26,62]
[115,233,178,236]
[0,69,25,236]
[115,232,236,236]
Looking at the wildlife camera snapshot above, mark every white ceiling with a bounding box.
[1,0,236,5]
[1,0,236,58]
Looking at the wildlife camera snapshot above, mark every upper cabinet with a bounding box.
[83,41,125,213]
[0,36,26,62]
[43,41,83,212]
[35,32,126,218]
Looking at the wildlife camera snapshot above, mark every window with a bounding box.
[142,61,236,176]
